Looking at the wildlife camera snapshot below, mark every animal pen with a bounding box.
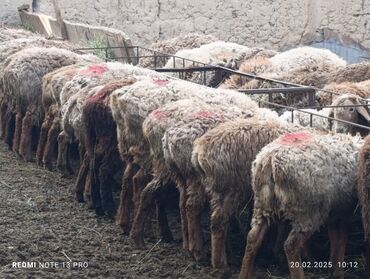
[75,45,370,134]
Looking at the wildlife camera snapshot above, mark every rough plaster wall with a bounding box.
[2,0,370,50]
[1,0,32,25]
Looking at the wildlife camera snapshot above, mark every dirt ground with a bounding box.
[0,141,367,279]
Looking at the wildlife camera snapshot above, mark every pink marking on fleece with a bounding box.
[277,132,312,147]
[79,64,107,76]
[151,109,167,120]
[152,79,170,86]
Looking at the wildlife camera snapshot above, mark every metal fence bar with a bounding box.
[261,100,370,131]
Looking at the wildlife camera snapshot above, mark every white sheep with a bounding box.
[240,132,361,279]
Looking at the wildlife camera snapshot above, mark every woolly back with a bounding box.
[162,103,249,178]
[328,61,370,84]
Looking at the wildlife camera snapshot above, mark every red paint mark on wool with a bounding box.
[192,111,221,119]
[277,132,312,146]
[79,64,107,76]
[152,79,170,86]
[86,91,107,105]
[151,109,167,120]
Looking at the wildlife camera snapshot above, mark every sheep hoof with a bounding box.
[36,157,43,166]
[118,223,131,235]
[161,234,173,243]
[75,192,84,203]
[130,233,145,248]
[94,207,105,216]
[191,250,207,263]
[104,209,116,220]
[210,269,232,279]
[43,161,54,171]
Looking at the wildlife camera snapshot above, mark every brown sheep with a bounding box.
[240,132,361,279]
[356,134,370,275]
[2,47,97,161]
[81,78,137,217]
[191,117,296,269]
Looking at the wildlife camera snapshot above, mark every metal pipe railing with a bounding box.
[261,100,370,131]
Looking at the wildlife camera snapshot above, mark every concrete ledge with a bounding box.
[18,9,135,62]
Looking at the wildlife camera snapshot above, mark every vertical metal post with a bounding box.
[105,48,108,62]
[154,51,157,68]
[308,89,315,107]
[310,114,313,127]
[291,110,294,123]
[268,92,273,108]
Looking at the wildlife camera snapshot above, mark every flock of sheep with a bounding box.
[1,26,370,279]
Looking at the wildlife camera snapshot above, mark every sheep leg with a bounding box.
[132,168,152,216]
[4,111,15,149]
[239,218,269,279]
[65,143,74,174]
[186,178,207,261]
[116,162,138,234]
[284,230,311,279]
[211,204,230,269]
[19,111,34,162]
[366,241,370,278]
[90,154,104,216]
[155,195,173,243]
[328,221,348,279]
[130,178,159,248]
[75,153,89,202]
[12,112,23,154]
[178,184,189,251]
[36,117,52,166]
[273,221,288,266]
[0,100,7,139]
[43,118,60,170]
[56,132,72,176]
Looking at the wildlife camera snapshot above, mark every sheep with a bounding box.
[55,62,162,175]
[163,41,261,87]
[280,93,370,136]
[138,33,218,68]
[130,99,254,249]
[60,65,163,215]
[221,46,346,106]
[357,134,370,274]
[279,108,331,132]
[0,27,38,42]
[239,132,362,279]
[164,41,252,69]
[317,79,370,106]
[190,117,298,269]
[81,78,137,217]
[110,77,258,234]
[37,64,87,168]
[1,47,99,161]
[0,38,78,139]
[159,108,280,261]
[328,94,370,135]
[327,61,370,84]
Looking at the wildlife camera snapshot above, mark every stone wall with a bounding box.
[2,0,370,50]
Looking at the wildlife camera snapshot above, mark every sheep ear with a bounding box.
[356,105,370,122]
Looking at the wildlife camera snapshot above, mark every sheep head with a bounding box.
[329,94,370,135]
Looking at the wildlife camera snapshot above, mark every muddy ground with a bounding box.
[0,141,366,279]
